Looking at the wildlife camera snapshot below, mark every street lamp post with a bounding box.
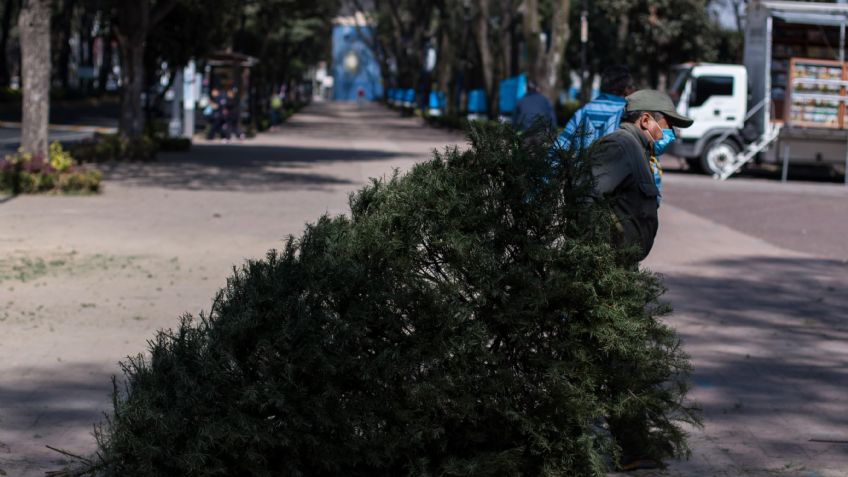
[183,60,197,138]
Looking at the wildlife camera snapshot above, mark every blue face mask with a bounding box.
[653,128,676,156]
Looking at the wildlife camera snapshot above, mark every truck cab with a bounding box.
[668,63,749,174]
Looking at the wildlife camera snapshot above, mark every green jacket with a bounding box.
[589,123,660,261]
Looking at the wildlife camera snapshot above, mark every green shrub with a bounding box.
[0,87,22,103]
[50,88,91,101]
[79,123,697,477]
[426,113,469,131]
[55,169,102,193]
[49,141,74,171]
[157,137,192,152]
[0,143,101,194]
[71,134,158,163]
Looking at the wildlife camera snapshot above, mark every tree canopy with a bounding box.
[360,0,735,115]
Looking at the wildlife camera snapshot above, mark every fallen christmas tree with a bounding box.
[76,123,699,476]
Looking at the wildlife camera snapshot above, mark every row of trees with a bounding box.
[7,0,339,156]
[356,0,743,117]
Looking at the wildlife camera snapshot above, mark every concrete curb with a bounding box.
[0,121,117,135]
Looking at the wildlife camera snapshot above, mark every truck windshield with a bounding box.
[669,67,691,105]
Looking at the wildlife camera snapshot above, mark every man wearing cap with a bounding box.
[589,89,693,262]
[590,89,694,472]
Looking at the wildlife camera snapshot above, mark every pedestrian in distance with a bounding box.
[589,89,693,264]
[226,88,244,140]
[270,90,283,130]
[556,65,636,151]
[205,88,228,141]
[512,80,557,132]
[356,86,365,107]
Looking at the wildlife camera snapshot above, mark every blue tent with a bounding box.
[429,91,446,111]
[467,89,487,114]
[332,25,383,101]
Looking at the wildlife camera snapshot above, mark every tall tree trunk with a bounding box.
[97,33,112,94]
[500,0,515,78]
[113,0,175,139]
[472,0,496,117]
[79,9,94,90]
[18,0,51,157]
[522,0,570,102]
[351,0,394,96]
[116,31,145,138]
[436,20,454,114]
[0,0,17,87]
[56,0,76,89]
[615,11,629,59]
[114,1,148,139]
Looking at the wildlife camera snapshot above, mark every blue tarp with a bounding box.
[403,89,415,105]
[498,74,528,114]
[429,91,446,110]
[468,89,487,113]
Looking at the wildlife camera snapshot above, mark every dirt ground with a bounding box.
[2,101,846,476]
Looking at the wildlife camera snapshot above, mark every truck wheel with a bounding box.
[700,138,740,177]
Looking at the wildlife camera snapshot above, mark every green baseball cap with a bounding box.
[625,89,694,128]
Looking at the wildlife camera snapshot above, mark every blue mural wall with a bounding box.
[332,25,383,101]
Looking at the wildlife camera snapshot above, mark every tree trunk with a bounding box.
[522,0,570,102]
[18,0,51,157]
[500,0,515,78]
[98,33,112,94]
[117,33,146,138]
[614,10,629,67]
[56,0,76,89]
[114,1,149,139]
[472,0,497,117]
[0,0,16,87]
[436,21,454,115]
[351,0,394,96]
[113,0,176,139]
[79,9,94,90]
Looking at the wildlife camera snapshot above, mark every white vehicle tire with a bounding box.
[700,138,740,177]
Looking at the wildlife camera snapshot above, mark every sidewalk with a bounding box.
[633,206,848,477]
[1,101,846,476]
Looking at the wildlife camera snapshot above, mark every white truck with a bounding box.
[669,0,848,179]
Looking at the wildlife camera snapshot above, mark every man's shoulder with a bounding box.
[597,128,634,146]
[590,133,625,156]
[592,128,644,157]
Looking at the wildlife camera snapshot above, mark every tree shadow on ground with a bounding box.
[99,144,402,192]
[650,255,848,475]
[0,362,116,475]
[270,102,466,144]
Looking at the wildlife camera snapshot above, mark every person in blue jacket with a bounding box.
[513,81,557,132]
[556,65,635,151]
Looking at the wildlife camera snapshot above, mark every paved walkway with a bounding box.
[1,101,846,476]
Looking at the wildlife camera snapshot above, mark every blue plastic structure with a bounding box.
[467,89,487,114]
